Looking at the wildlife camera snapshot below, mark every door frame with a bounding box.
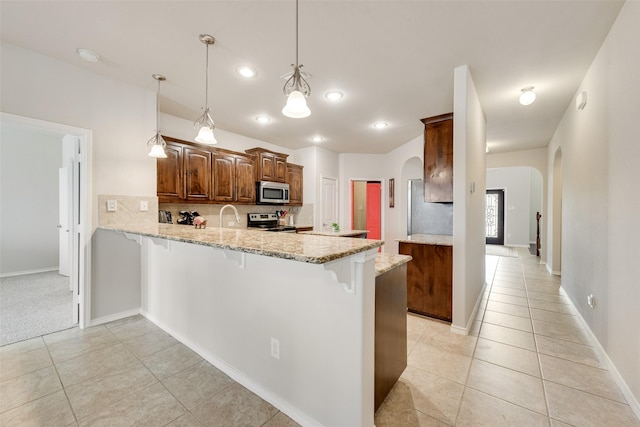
[1,112,92,329]
[486,189,505,245]
[349,177,385,242]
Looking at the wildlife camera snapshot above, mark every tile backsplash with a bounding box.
[98,195,158,225]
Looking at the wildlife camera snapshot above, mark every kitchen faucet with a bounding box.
[219,204,241,228]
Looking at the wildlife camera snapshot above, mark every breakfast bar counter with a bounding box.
[94,224,383,426]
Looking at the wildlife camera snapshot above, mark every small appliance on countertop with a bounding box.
[246,213,296,232]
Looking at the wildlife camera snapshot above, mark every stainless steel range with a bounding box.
[246,213,296,232]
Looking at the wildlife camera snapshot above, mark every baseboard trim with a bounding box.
[89,308,141,328]
[451,281,488,336]
[559,287,640,421]
[0,267,59,278]
[141,310,324,427]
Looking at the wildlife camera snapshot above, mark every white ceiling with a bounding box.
[0,1,623,154]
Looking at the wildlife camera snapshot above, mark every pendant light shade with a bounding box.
[147,74,167,158]
[282,0,311,118]
[282,90,310,118]
[193,34,218,144]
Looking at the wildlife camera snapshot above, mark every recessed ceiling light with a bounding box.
[519,86,536,106]
[325,91,343,101]
[255,115,271,124]
[236,65,257,78]
[372,122,389,129]
[312,135,324,143]
[77,48,99,62]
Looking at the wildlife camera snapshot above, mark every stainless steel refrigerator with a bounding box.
[407,179,453,236]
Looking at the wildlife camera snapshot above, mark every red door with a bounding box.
[366,182,381,241]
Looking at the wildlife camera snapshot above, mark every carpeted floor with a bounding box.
[485,245,519,257]
[0,271,75,346]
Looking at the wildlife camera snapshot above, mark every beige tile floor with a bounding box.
[375,248,640,427]
[1,248,639,426]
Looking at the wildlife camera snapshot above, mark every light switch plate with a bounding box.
[107,200,117,212]
[140,200,149,211]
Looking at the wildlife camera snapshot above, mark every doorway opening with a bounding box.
[351,180,382,243]
[0,113,90,344]
[486,189,505,245]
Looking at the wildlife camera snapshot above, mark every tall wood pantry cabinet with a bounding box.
[421,113,453,203]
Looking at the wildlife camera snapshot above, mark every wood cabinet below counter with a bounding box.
[398,235,452,322]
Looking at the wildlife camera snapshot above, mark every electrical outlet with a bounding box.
[228,221,235,227]
[270,337,280,359]
[140,200,149,211]
[107,200,117,212]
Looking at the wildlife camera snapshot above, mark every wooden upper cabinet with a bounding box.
[246,147,288,183]
[157,141,184,199]
[184,146,212,201]
[212,151,256,203]
[235,154,256,203]
[421,113,453,203]
[286,163,303,206]
[212,152,235,202]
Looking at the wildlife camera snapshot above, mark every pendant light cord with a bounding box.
[295,0,299,67]
[204,43,209,110]
[156,78,160,131]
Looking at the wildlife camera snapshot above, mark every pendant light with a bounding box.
[194,34,218,144]
[147,74,167,158]
[282,0,311,118]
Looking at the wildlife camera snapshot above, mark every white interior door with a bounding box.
[58,167,71,277]
[321,176,338,229]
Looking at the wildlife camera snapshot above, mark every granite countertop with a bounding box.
[375,253,412,277]
[99,223,383,264]
[300,229,369,237]
[396,234,453,246]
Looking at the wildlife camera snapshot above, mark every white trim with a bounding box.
[0,267,58,278]
[141,310,324,427]
[559,287,640,421]
[89,308,141,327]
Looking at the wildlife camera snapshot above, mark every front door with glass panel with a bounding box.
[486,189,504,245]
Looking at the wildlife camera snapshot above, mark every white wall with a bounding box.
[486,167,533,247]
[487,148,547,259]
[452,65,486,333]
[0,42,157,232]
[0,124,62,275]
[546,1,640,410]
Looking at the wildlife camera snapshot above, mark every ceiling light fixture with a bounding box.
[282,0,311,118]
[236,65,257,78]
[77,48,99,63]
[255,115,271,124]
[147,74,167,158]
[519,86,536,106]
[312,135,324,143]
[372,122,389,129]
[194,34,218,144]
[325,91,343,101]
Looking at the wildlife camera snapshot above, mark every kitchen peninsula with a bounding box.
[97,224,384,427]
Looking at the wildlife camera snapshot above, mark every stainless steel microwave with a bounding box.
[256,181,290,204]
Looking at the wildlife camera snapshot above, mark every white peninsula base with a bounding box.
[138,236,378,427]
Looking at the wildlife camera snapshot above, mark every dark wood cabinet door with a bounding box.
[246,148,288,183]
[399,242,452,321]
[286,163,303,206]
[184,147,211,201]
[157,142,184,199]
[212,153,235,202]
[235,154,256,203]
[422,113,453,203]
[275,156,287,182]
